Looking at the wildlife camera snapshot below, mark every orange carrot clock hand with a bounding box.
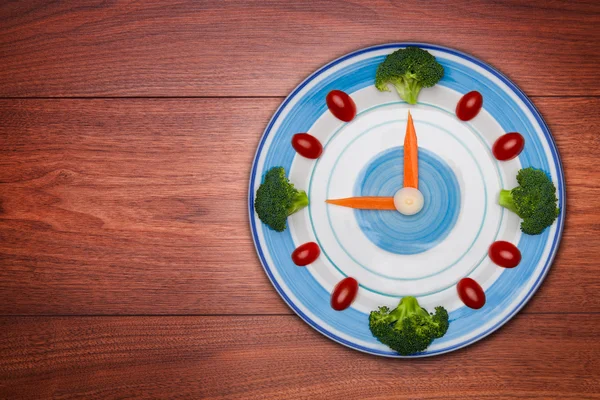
[327,110,423,215]
[403,110,418,189]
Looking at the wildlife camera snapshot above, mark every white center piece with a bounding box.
[393,187,424,215]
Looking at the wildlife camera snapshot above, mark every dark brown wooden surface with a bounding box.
[1,315,599,399]
[1,1,599,398]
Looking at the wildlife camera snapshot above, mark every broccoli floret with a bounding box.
[254,166,309,232]
[498,167,559,235]
[375,47,444,104]
[369,296,449,356]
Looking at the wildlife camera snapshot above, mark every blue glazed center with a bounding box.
[353,147,461,255]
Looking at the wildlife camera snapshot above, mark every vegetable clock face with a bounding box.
[249,44,565,357]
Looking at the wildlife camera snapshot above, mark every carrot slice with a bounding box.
[404,110,419,189]
[325,197,396,210]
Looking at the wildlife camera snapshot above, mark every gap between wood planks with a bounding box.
[0,95,598,100]
[1,312,597,317]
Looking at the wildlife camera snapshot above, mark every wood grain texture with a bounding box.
[1,98,598,315]
[0,315,598,399]
[2,2,599,398]
[1,0,599,97]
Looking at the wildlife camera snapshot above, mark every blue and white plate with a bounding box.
[249,43,565,357]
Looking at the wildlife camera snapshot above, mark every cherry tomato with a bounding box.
[492,132,525,161]
[331,277,358,311]
[291,133,323,159]
[456,91,483,121]
[291,242,320,266]
[326,90,356,122]
[457,278,486,309]
[489,241,521,268]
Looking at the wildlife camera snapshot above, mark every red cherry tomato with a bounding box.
[326,90,356,122]
[291,133,323,159]
[489,241,521,268]
[331,277,358,311]
[456,91,483,121]
[291,242,320,266]
[492,132,525,161]
[457,278,486,309]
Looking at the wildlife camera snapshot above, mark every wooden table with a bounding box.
[1,1,599,398]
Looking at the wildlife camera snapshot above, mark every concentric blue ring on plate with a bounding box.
[353,146,461,255]
[248,43,565,357]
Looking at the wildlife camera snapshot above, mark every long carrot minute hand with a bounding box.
[404,110,418,189]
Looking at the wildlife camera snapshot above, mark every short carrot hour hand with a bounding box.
[325,197,396,210]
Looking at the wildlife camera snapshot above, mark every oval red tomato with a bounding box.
[492,132,525,161]
[456,91,483,121]
[291,133,323,159]
[457,278,486,309]
[326,90,356,122]
[331,277,358,311]
[489,241,521,268]
[291,242,320,266]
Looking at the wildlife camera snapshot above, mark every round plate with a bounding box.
[249,43,565,357]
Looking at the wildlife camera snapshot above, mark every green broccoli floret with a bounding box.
[254,166,309,232]
[498,167,559,235]
[375,47,444,104]
[369,296,449,356]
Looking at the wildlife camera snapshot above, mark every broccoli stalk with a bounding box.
[498,167,559,235]
[498,189,518,214]
[254,166,309,232]
[375,47,444,105]
[369,296,449,356]
[287,191,309,215]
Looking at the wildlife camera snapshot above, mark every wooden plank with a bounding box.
[0,98,286,315]
[0,0,598,97]
[0,98,598,315]
[0,315,598,399]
